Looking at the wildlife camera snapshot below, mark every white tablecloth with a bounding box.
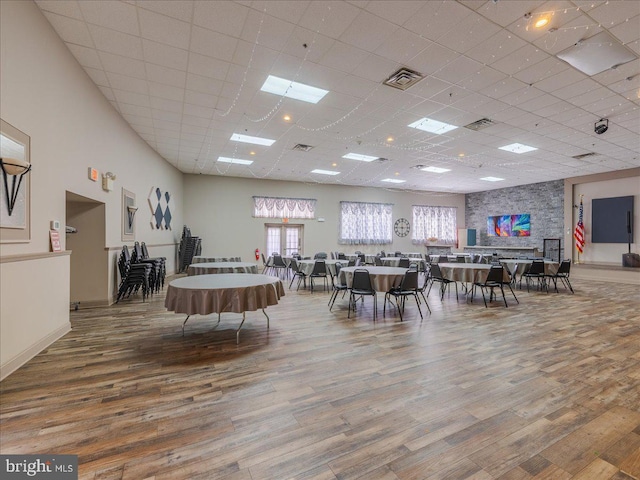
[438,263,510,283]
[192,256,242,263]
[339,266,407,292]
[187,262,259,276]
[165,274,285,315]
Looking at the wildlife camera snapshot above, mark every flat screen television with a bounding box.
[592,195,634,243]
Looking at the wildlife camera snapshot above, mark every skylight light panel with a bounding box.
[260,75,329,104]
[408,118,458,134]
[311,169,340,176]
[381,178,406,184]
[480,176,504,182]
[342,153,379,162]
[498,143,537,154]
[421,166,451,173]
[217,156,253,165]
[230,133,275,146]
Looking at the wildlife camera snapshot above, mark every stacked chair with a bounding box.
[116,246,152,303]
[132,242,165,293]
[177,226,202,273]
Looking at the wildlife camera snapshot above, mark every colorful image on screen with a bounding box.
[487,214,530,237]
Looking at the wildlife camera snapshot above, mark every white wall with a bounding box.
[0,0,184,378]
[565,170,640,265]
[183,174,465,259]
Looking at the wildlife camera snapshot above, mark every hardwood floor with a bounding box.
[1,274,639,479]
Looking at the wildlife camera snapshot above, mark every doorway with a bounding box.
[66,191,108,309]
[265,224,304,256]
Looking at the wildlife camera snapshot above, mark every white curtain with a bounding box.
[253,196,316,219]
[412,205,457,245]
[339,201,393,245]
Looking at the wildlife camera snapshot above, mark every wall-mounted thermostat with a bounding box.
[50,220,61,231]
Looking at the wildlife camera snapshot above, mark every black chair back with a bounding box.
[485,265,504,283]
[557,259,571,275]
[528,260,545,274]
[398,258,410,268]
[352,269,374,292]
[401,269,419,290]
[311,260,326,275]
[430,263,444,279]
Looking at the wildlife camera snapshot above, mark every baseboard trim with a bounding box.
[0,323,71,381]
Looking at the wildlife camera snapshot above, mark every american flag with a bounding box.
[574,198,585,254]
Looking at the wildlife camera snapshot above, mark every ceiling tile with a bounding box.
[138,8,191,49]
[192,2,249,36]
[339,10,398,52]
[67,44,102,69]
[99,51,147,78]
[42,11,94,47]
[88,24,143,59]
[135,0,193,22]
[142,39,189,71]
[79,1,139,35]
[190,26,238,62]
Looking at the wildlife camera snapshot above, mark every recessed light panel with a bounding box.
[421,166,451,173]
[260,75,329,104]
[217,156,253,165]
[311,169,340,176]
[408,118,458,134]
[480,176,504,182]
[498,143,537,154]
[230,133,275,146]
[381,178,406,184]
[342,153,379,162]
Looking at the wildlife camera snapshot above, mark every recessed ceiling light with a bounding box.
[534,17,549,28]
[342,153,379,162]
[381,178,406,184]
[499,143,537,154]
[480,176,504,182]
[421,166,451,173]
[260,75,329,104]
[386,136,394,142]
[458,153,465,157]
[283,114,291,121]
[408,117,458,134]
[250,151,256,155]
[230,133,275,146]
[311,169,340,176]
[217,156,253,165]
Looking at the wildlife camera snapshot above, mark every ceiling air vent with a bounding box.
[572,152,598,160]
[464,118,496,131]
[383,67,424,91]
[292,144,314,152]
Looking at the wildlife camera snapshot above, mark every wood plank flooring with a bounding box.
[1,274,639,479]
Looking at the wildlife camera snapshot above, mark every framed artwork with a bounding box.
[487,213,531,237]
[122,188,136,242]
[0,119,31,243]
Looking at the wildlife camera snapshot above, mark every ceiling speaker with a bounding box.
[594,119,608,135]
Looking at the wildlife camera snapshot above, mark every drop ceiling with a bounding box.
[34,0,640,193]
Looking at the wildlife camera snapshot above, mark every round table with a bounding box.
[438,263,510,283]
[298,259,342,276]
[187,261,258,276]
[339,266,408,291]
[165,274,285,343]
[192,256,242,263]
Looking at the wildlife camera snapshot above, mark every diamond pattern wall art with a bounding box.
[147,187,172,230]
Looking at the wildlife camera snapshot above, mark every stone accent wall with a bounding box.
[465,180,564,256]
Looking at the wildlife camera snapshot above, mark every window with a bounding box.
[412,205,457,245]
[339,201,393,244]
[253,196,316,219]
